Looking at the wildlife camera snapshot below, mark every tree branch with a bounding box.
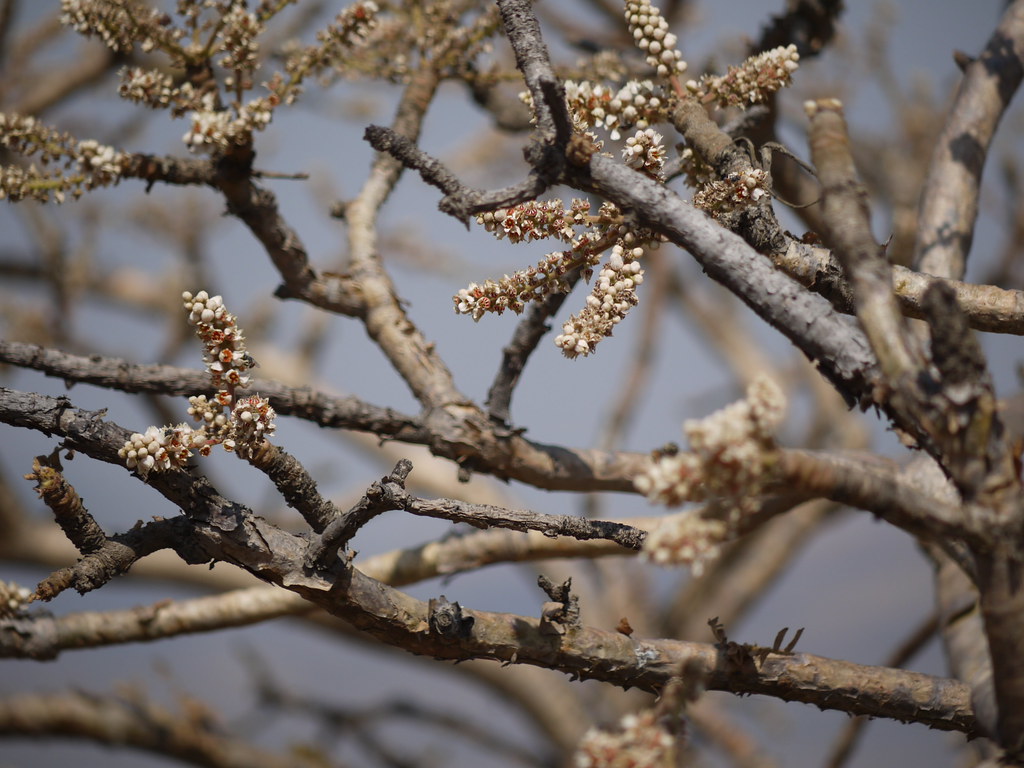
[0,690,325,768]
[0,388,978,733]
[772,240,1024,335]
[0,348,652,493]
[914,0,1024,279]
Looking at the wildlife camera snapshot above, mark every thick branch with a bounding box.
[773,241,1024,335]
[914,0,1024,279]
[0,389,978,732]
[775,450,971,548]
[806,98,920,384]
[575,153,879,406]
[0,690,321,768]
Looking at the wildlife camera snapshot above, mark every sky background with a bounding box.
[1,0,1019,766]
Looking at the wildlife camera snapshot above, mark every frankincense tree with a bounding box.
[2,0,1024,765]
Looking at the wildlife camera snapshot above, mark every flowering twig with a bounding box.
[118,291,275,476]
[636,376,786,573]
[0,113,130,203]
[0,387,983,733]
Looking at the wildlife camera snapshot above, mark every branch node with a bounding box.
[427,595,474,639]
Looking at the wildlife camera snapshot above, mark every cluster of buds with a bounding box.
[555,244,646,359]
[118,67,199,116]
[0,113,129,203]
[119,423,205,476]
[642,510,729,574]
[635,375,786,508]
[453,251,579,321]
[457,200,661,357]
[477,199,591,244]
[182,92,276,152]
[118,291,275,477]
[0,581,33,618]
[692,168,771,218]
[574,710,677,768]
[456,200,619,320]
[65,0,380,156]
[284,2,381,88]
[217,5,263,74]
[624,0,687,78]
[622,128,666,178]
[60,0,183,55]
[686,44,800,108]
[183,291,256,389]
[559,79,670,140]
[636,376,785,569]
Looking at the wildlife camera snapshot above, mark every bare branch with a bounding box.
[773,241,1024,335]
[0,388,978,733]
[0,690,325,768]
[0,348,652,493]
[806,98,921,385]
[914,0,1024,279]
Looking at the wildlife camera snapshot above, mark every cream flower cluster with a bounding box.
[60,0,183,54]
[636,377,786,569]
[635,375,786,507]
[692,168,771,219]
[0,113,129,203]
[642,512,729,574]
[226,395,277,459]
[561,79,670,140]
[687,44,800,108]
[625,0,687,78]
[477,199,591,244]
[217,5,263,73]
[181,93,275,152]
[574,710,676,768]
[555,244,646,359]
[455,200,625,321]
[118,423,205,477]
[622,128,666,178]
[0,580,33,618]
[119,292,274,477]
